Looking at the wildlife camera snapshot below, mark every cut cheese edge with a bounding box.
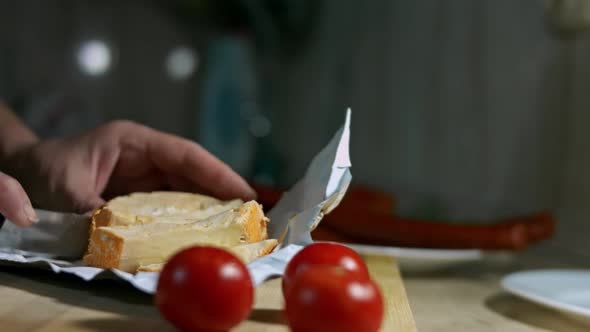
[83,200,268,272]
[136,239,278,273]
[92,191,243,229]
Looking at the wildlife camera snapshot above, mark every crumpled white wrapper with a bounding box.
[0,109,352,294]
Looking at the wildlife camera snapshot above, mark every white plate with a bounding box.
[346,243,483,272]
[502,270,590,325]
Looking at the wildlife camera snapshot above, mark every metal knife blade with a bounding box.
[0,209,91,259]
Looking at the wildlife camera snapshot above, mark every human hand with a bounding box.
[0,171,39,226]
[6,121,256,214]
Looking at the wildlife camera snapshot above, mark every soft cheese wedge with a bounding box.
[92,191,243,229]
[135,239,278,273]
[83,201,268,272]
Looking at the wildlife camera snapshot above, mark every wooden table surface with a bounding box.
[403,245,590,332]
[0,255,415,332]
[1,245,590,332]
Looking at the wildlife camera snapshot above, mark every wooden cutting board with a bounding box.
[237,255,416,331]
[0,255,415,332]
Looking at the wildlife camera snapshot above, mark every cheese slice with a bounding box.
[92,191,243,229]
[83,200,268,272]
[136,239,278,273]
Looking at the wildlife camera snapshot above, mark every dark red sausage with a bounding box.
[251,183,396,215]
[320,208,532,250]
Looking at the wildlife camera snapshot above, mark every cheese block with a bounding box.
[136,239,279,272]
[83,201,268,272]
[92,191,243,229]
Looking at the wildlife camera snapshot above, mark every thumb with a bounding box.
[0,171,38,227]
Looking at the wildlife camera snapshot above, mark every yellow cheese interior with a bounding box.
[229,239,278,262]
[136,239,278,272]
[103,208,247,271]
[105,192,243,226]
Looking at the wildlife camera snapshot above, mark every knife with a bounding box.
[0,209,91,259]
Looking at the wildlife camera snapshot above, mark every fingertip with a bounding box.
[3,209,35,228]
[5,215,33,227]
[0,172,36,227]
[13,218,34,227]
[243,186,258,201]
[217,182,257,202]
[23,202,39,224]
[230,176,257,201]
[75,196,105,214]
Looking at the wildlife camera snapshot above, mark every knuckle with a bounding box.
[102,120,139,135]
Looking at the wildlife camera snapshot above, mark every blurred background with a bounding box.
[1,1,590,256]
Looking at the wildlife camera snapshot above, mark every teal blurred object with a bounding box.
[198,36,257,176]
[197,35,282,186]
[195,0,318,186]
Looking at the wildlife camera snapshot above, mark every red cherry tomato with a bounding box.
[285,265,384,332]
[283,242,370,297]
[156,246,254,332]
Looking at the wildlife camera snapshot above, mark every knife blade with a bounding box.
[0,209,91,259]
